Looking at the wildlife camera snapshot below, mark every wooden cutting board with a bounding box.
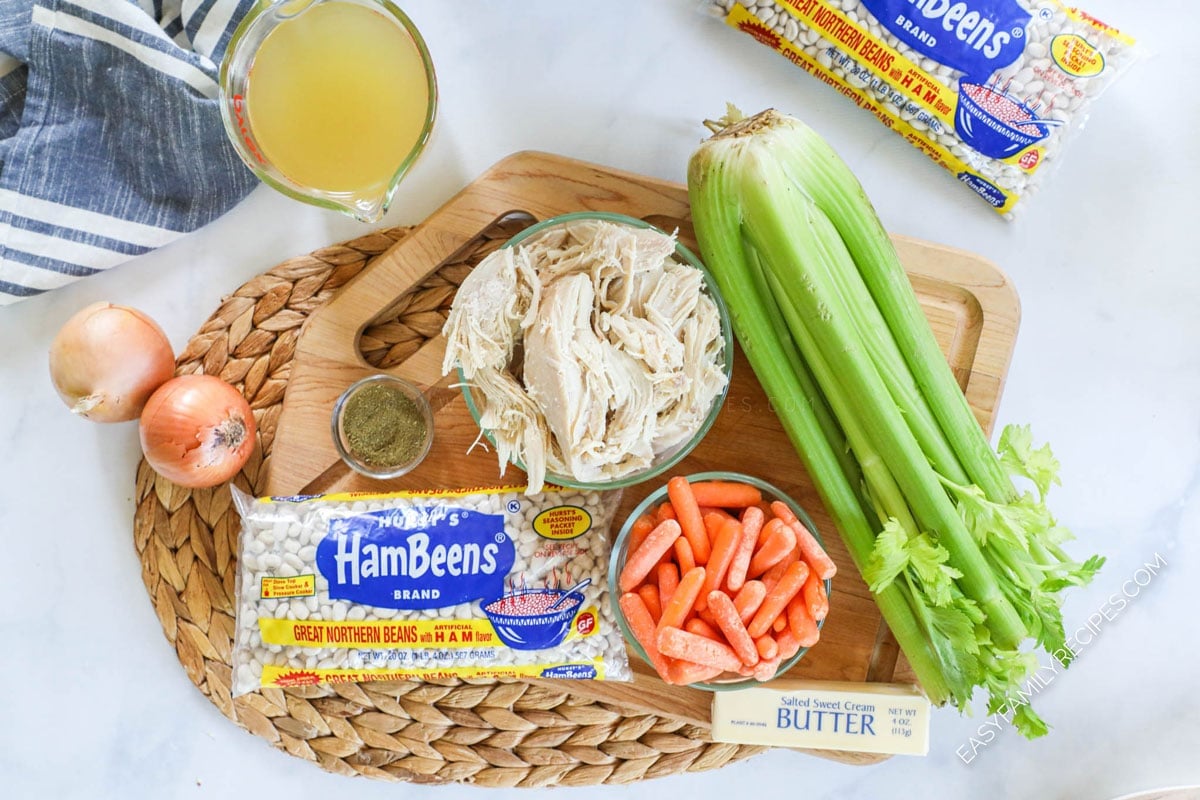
[263,151,1019,765]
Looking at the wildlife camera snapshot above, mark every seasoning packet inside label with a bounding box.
[230,486,631,695]
[709,0,1137,217]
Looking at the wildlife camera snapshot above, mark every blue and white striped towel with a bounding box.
[0,0,260,306]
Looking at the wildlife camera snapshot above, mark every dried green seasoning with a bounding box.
[342,383,427,467]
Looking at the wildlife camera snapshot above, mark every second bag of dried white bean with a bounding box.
[709,0,1137,217]
[230,486,631,695]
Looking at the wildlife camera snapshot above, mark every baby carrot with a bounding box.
[768,500,799,526]
[689,481,763,508]
[658,566,706,631]
[657,562,680,609]
[702,512,726,546]
[794,524,837,580]
[619,519,682,592]
[773,615,787,633]
[802,567,829,621]
[657,626,743,673]
[776,628,802,660]
[755,514,776,548]
[761,559,788,593]
[628,514,656,555]
[746,519,796,579]
[726,506,764,592]
[699,506,735,521]
[770,501,837,580]
[674,537,696,575]
[667,659,725,686]
[637,583,662,623]
[787,594,821,647]
[748,560,810,638]
[619,592,671,678]
[696,517,742,612]
[668,476,711,565]
[707,590,759,667]
[685,616,723,642]
[753,656,782,682]
[755,635,778,661]
[733,580,767,624]
[655,502,677,524]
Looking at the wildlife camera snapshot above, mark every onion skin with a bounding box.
[139,374,257,488]
[49,301,175,422]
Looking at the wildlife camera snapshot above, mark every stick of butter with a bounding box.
[710,680,931,756]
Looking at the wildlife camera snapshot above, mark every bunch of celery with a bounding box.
[687,108,1102,737]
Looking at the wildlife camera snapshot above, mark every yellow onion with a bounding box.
[49,302,175,422]
[139,374,257,488]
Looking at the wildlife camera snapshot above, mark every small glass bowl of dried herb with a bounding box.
[331,374,434,479]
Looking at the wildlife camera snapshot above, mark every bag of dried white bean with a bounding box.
[230,485,631,695]
[708,0,1137,217]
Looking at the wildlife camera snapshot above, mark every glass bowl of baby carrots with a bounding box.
[608,472,834,690]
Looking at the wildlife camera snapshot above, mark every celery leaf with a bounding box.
[863,518,909,592]
[999,424,1061,499]
[865,519,961,606]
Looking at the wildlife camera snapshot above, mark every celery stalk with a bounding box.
[760,266,918,534]
[773,119,1014,502]
[687,108,1101,738]
[735,160,1027,648]
[688,148,954,704]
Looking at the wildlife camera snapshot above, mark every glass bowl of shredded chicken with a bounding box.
[442,212,733,494]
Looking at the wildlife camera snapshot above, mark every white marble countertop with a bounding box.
[2,1,1196,797]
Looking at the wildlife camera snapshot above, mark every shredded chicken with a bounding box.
[443,220,727,494]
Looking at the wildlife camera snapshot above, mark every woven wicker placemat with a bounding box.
[132,222,767,786]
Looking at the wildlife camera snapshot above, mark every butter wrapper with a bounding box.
[710,680,931,756]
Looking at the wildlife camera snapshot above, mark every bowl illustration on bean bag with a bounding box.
[955,80,1052,159]
[483,583,589,650]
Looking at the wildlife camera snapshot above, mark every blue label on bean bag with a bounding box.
[316,506,513,610]
[860,0,1031,76]
[957,172,1008,207]
[540,664,597,679]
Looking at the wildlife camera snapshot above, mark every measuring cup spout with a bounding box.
[347,194,389,224]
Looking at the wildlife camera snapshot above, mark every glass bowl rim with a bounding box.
[608,470,833,691]
[331,373,435,479]
[456,211,734,491]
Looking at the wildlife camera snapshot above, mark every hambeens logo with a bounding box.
[316,506,515,610]
[861,0,1031,76]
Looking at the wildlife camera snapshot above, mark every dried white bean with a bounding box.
[709,0,1137,217]
[230,486,631,696]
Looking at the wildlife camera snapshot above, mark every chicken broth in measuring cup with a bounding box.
[220,0,436,222]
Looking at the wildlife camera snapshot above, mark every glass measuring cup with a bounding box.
[219,0,437,223]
